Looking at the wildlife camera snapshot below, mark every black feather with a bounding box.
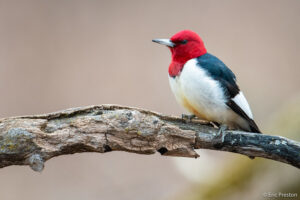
[196,53,240,98]
[226,100,261,133]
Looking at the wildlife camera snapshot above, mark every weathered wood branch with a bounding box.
[0,105,299,171]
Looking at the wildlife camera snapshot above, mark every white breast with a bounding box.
[169,59,233,123]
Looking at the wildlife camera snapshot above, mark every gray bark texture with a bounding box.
[0,105,299,171]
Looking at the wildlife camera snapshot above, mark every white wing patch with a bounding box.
[232,92,253,119]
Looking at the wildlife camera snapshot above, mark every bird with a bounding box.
[152,30,261,134]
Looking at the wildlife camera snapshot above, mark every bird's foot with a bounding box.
[181,114,196,122]
[210,121,220,128]
[213,124,228,143]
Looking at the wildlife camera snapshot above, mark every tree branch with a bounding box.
[0,105,299,171]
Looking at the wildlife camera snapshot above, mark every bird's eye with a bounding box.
[172,40,188,46]
[181,40,188,44]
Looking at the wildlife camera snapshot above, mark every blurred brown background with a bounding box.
[0,0,300,200]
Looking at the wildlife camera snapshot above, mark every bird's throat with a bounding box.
[169,51,207,77]
[168,61,185,77]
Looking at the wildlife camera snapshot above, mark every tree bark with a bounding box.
[0,105,299,171]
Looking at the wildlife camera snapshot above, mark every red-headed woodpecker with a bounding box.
[153,30,260,133]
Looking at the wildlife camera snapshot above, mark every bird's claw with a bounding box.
[210,121,220,128]
[181,114,196,122]
[214,124,227,143]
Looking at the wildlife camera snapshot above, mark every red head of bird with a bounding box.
[153,30,207,77]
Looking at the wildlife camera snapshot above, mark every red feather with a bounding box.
[168,30,207,77]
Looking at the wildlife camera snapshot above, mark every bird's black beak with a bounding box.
[152,39,175,47]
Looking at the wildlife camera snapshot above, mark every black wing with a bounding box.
[196,53,261,133]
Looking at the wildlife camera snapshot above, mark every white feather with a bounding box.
[232,92,253,119]
[169,59,228,122]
